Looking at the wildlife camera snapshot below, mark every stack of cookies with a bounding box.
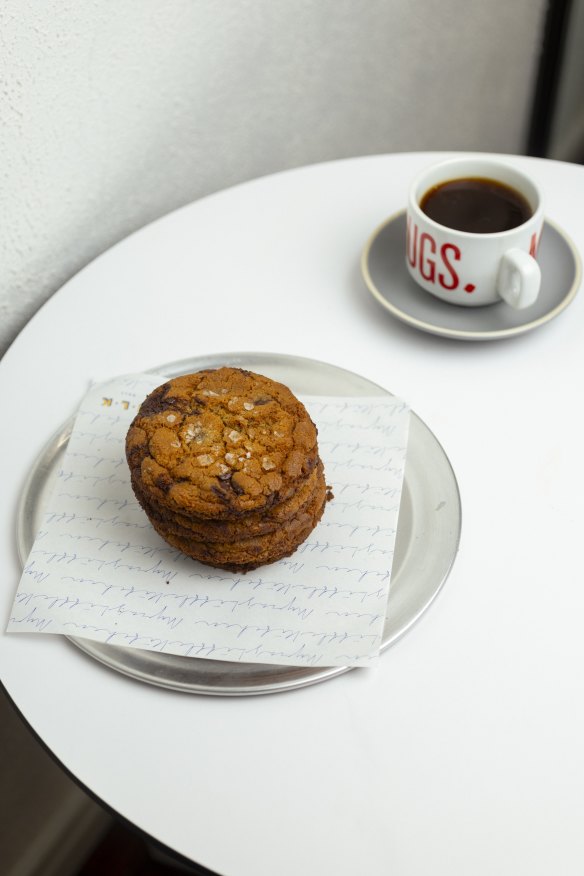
[126,367,331,571]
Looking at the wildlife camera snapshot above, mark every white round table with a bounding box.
[2,152,583,876]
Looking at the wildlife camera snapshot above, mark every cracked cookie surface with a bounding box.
[131,461,324,543]
[146,468,329,571]
[126,367,319,519]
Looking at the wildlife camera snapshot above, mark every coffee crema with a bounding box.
[420,177,532,234]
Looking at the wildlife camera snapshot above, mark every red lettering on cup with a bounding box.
[529,232,538,257]
[406,215,418,268]
[420,232,436,282]
[438,243,461,290]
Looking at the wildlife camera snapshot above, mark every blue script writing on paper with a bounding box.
[8,374,410,668]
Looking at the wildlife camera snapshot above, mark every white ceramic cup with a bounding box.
[406,157,544,308]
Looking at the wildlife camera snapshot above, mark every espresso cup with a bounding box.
[406,157,544,308]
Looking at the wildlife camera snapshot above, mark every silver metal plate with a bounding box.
[16,352,461,695]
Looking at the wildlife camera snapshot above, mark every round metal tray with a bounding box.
[17,352,461,694]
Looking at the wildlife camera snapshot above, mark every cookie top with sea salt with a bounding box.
[126,367,319,518]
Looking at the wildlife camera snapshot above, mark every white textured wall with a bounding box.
[1,0,546,354]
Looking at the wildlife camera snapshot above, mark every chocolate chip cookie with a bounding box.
[126,367,332,571]
[145,467,328,571]
[131,461,324,543]
[126,368,319,519]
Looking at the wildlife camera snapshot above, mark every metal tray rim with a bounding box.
[16,351,462,695]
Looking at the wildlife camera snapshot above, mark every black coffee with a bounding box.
[420,177,532,233]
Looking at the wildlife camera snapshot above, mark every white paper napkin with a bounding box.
[8,372,410,667]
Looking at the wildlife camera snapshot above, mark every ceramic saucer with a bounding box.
[361,209,581,341]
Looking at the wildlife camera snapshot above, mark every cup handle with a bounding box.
[496,248,541,309]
